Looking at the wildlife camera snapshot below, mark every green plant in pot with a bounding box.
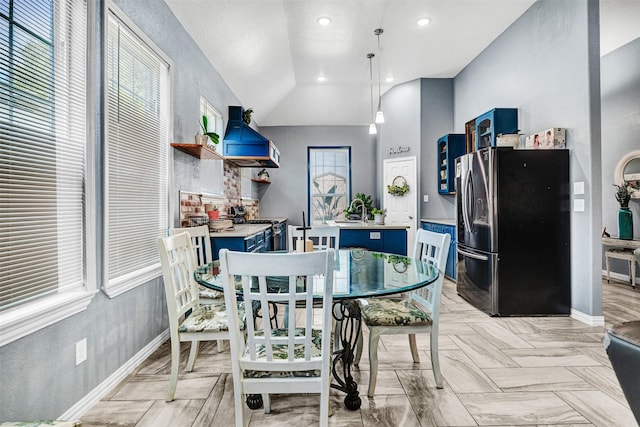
[198,115,220,148]
[243,108,253,125]
[344,192,373,220]
[371,208,386,225]
[614,182,634,240]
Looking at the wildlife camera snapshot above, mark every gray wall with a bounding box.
[601,36,640,277]
[0,0,242,420]
[453,0,602,317]
[259,126,377,225]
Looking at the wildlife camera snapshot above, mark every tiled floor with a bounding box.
[81,277,640,426]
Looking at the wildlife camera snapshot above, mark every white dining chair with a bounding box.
[288,224,340,252]
[158,232,244,401]
[170,225,223,304]
[354,229,451,397]
[219,248,335,427]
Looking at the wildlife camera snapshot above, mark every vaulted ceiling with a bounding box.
[165,0,640,127]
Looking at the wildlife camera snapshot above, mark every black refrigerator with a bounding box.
[455,147,571,316]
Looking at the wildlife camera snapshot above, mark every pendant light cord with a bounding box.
[368,53,375,121]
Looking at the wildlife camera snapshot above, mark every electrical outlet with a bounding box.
[76,338,87,366]
[423,194,429,203]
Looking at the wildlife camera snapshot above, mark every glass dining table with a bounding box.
[194,248,440,411]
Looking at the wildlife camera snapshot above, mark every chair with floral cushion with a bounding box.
[218,248,334,427]
[354,228,450,397]
[157,232,245,401]
[170,225,223,303]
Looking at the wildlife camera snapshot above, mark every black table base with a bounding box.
[244,299,362,411]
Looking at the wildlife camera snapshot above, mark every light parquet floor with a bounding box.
[81,277,640,427]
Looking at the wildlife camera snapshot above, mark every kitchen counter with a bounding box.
[209,223,271,238]
[326,220,408,230]
[420,218,455,226]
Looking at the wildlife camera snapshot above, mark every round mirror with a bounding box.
[614,150,640,199]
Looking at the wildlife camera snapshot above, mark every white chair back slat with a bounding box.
[158,232,199,319]
[410,229,450,309]
[288,225,340,251]
[170,225,213,265]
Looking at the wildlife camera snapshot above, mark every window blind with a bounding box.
[0,0,87,311]
[106,13,169,290]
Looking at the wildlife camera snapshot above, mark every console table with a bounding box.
[602,237,640,288]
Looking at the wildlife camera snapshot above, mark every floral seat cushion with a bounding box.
[243,328,323,378]
[359,298,432,327]
[198,285,223,300]
[179,301,246,333]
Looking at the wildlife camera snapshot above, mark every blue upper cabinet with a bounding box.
[437,134,466,195]
[474,108,518,150]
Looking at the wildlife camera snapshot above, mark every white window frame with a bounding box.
[0,0,97,347]
[102,2,173,297]
[308,147,351,225]
[199,97,224,195]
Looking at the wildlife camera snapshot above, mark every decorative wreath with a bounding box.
[387,175,410,196]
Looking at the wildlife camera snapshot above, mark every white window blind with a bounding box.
[106,11,170,294]
[0,0,87,311]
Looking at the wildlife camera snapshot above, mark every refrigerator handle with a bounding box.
[457,247,489,261]
[462,169,473,233]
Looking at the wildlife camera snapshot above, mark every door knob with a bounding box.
[409,215,413,219]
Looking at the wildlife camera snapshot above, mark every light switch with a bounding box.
[574,181,585,195]
[574,199,585,212]
[423,194,429,203]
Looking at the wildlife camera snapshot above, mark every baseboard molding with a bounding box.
[59,329,170,420]
[571,309,605,327]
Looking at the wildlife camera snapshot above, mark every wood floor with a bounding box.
[81,277,640,427]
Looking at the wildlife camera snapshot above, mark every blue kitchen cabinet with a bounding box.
[421,220,456,279]
[474,108,518,150]
[437,134,466,195]
[211,230,266,259]
[339,228,407,255]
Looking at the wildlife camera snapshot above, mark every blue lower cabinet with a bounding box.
[421,221,456,280]
[211,231,266,259]
[339,229,407,255]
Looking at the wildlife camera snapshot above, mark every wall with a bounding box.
[453,0,602,318]
[0,0,243,420]
[259,126,377,225]
[601,37,640,279]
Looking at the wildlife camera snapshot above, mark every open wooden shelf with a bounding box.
[171,143,224,160]
[251,178,271,184]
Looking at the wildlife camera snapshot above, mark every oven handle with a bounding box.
[457,248,488,261]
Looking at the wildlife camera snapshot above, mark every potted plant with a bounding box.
[196,115,220,148]
[371,208,386,225]
[207,205,220,220]
[243,108,253,125]
[614,182,633,239]
[344,192,373,220]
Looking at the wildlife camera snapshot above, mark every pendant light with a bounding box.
[374,28,385,124]
[367,53,377,135]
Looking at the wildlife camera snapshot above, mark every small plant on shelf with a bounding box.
[614,182,632,208]
[199,115,220,147]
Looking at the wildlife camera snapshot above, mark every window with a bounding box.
[0,0,94,346]
[308,147,351,225]
[241,168,252,199]
[105,6,171,297]
[199,97,223,194]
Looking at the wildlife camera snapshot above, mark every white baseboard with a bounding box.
[571,309,605,327]
[59,329,170,420]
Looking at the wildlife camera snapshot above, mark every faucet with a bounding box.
[349,198,368,223]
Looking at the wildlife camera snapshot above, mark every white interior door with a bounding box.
[383,156,417,254]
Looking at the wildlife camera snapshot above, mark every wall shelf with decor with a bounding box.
[171,143,224,161]
[251,178,270,184]
[437,133,466,194]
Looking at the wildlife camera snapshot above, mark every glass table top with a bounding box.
[194,249,440,301]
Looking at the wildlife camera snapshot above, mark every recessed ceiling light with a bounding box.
[317,75,327,82]
[385,77,395,83]
[317,17,331,26]
[417,17,431,27]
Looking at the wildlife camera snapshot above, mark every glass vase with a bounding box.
[618,207,633,240]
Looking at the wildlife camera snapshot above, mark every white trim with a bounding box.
[103,266,162,298]
[59,329,170,420]
[571,308,605,327]
[0,291,98,347]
